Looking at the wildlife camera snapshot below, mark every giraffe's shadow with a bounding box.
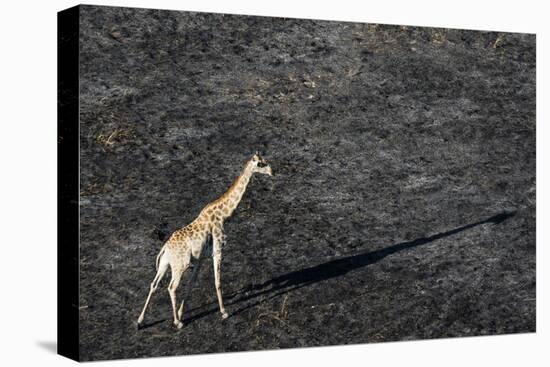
[136,318,167,330]
[181,210,516,325]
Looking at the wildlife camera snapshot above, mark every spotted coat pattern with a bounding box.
[137,154,272,329]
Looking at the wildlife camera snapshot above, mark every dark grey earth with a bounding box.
[77,5,536,361]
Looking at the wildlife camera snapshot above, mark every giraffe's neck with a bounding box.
[220,161,254,214]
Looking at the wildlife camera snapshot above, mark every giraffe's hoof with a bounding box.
[136,322,143,330]
[175,321,184,329]
[221,311,229,320]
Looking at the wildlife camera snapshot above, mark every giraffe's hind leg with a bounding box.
[168,259,190,329]
[137,253,169,328]
[178,254,204,320]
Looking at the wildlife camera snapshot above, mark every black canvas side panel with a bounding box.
[57,5,80,362]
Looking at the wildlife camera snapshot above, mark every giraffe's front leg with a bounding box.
[212,233,229,319]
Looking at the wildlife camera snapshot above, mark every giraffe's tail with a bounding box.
[155,245,166,271]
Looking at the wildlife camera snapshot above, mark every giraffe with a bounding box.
[137,152,273,329]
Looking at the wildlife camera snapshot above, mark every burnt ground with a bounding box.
[76,5,536,361]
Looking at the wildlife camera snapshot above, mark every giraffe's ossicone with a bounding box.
[137,153,273,329]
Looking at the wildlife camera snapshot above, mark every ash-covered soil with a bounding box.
[77,5,536,361]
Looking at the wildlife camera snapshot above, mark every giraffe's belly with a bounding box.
[190,235,212,259]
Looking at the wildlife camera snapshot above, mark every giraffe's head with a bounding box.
[250,152,273,176]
